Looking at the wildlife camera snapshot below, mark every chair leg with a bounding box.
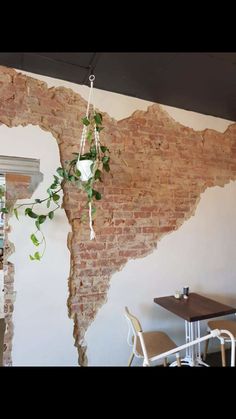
[203,333,210,361]
[221,342,226,367]
[128,352,134,367]
[163,357,168,367]
[176,354,181,367]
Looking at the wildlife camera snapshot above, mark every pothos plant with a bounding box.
[0,111,110,260]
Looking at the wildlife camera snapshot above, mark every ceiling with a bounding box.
[0,52,236,121]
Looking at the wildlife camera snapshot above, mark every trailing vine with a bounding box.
[0,111,110,260]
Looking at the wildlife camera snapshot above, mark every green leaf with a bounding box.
[87,188,93,199]
[48,211,54,220]
[0,186,5,199]
[1,207,9,214]
[50,183,57,189]
[53,175,59,183]
[103,163,110,173]
[91,206,96,216]
[35,220,40,230]
[96,126,104,132]
[38,215,46,224]
[63,170,70,180]
[92,189,102,200]
[100,145,108,153]
[79,152,94,161]
[52,194,60,202]
[29,210,38,219]
[13,208,19,220]
[26,209,38,219]
[102,156,110,164]
[30,234,39,246]
[86,130,93,143]
[95,191,102,200]
[56,167,64,177]
[82,117,90,126]
[47,188,53,197]
[29,252,41,261]
[34,251,41,261]
[90,145,97,156]
[94,113,102,125]
[94,169,102,180]
[75,169,81,178]
[46,199,51,208]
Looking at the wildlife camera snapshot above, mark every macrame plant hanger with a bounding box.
[78,75,101,240]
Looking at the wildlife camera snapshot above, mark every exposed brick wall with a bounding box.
[3,253,15,366]
[1,65,236,365]
[2,173,33,365]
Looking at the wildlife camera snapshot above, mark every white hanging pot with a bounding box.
[76,159,93,181]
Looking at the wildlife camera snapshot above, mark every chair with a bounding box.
[124,306,181,367]
[203,319,236,366]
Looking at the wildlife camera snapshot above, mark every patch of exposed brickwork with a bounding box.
[1,65,236,365]
[2,173,33,365]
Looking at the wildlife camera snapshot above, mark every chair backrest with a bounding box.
[124,307,150,363]
[124,306,142,337]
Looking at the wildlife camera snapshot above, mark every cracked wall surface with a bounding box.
[1,65,236,365]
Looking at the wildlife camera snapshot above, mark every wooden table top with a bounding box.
[154,292,236,322]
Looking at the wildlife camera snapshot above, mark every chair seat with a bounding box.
[133,331,177,359]
[208,320,236,339]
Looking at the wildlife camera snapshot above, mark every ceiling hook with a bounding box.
[89,74,95,82]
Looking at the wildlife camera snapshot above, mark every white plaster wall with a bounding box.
[1,68,235,366]
[0,125,77,366]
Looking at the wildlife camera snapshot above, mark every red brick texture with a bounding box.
[2,175,34,366]
[1,65,236,365]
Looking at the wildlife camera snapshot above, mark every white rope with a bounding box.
[78,75,100,241]
[78,125,87,159]
[90,76,101,158]
[86,79,93,117]
[78,78,93,158]
[79,75,102,159]
[89,202,96,240]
